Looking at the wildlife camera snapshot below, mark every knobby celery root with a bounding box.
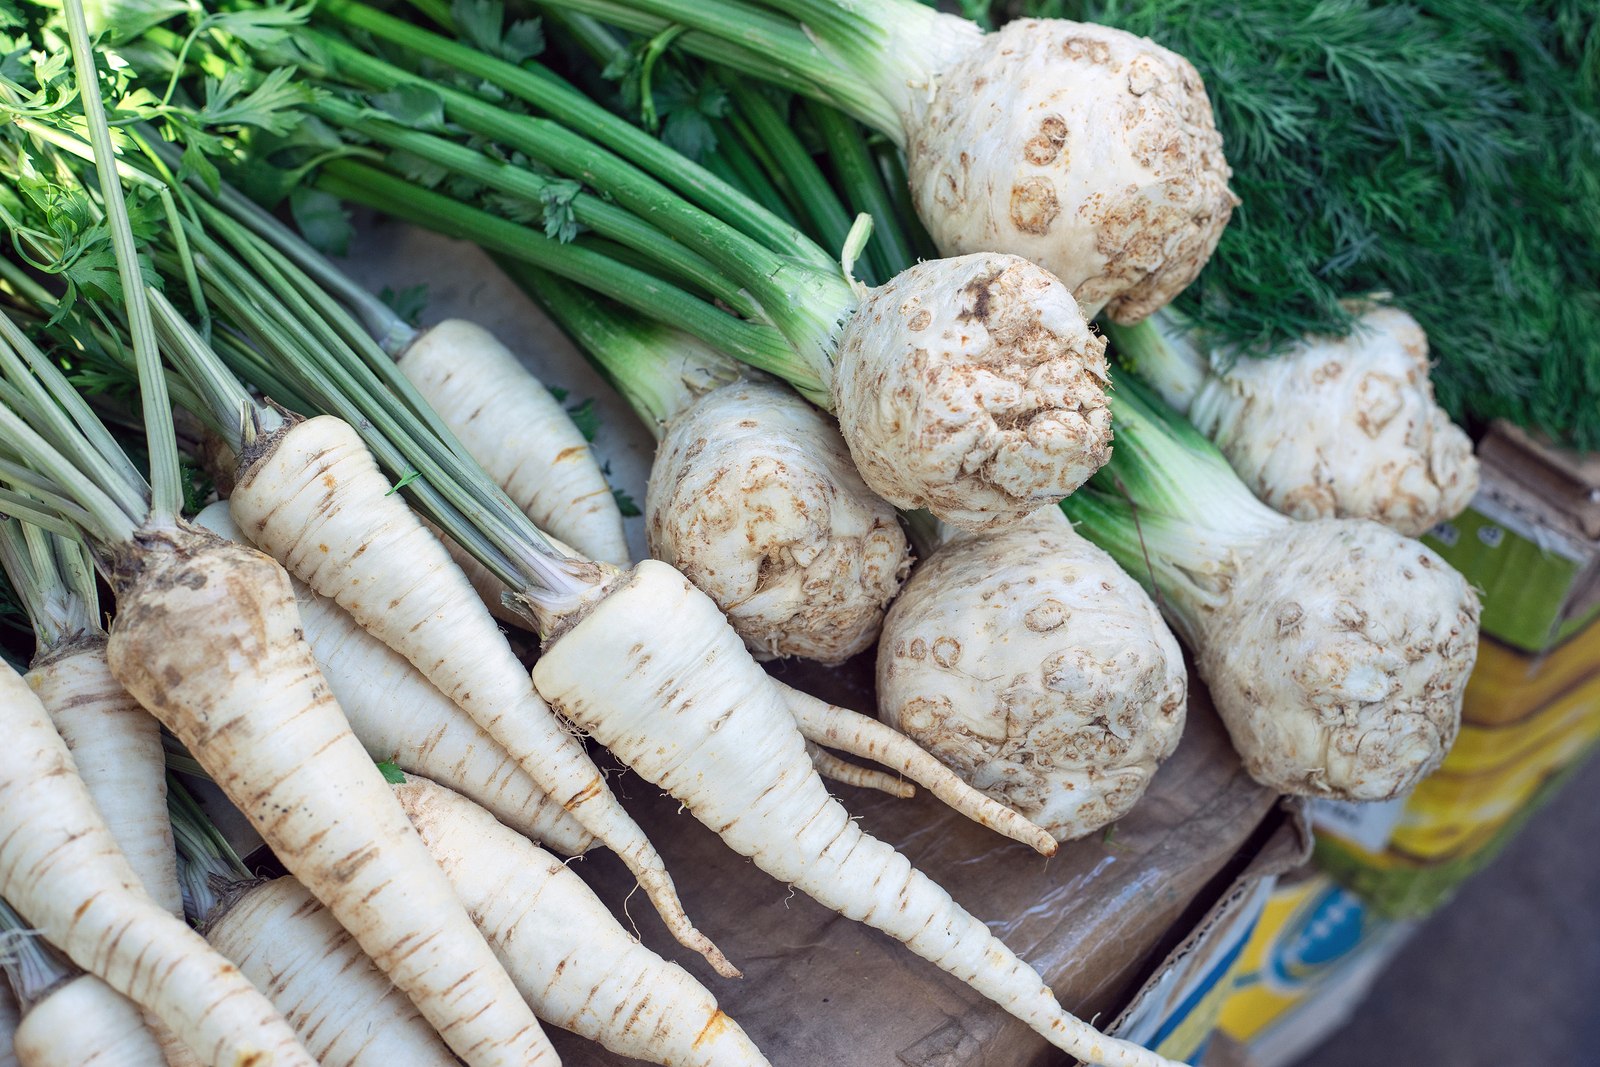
[532,560,1180,1067]
[194,503,595,857]
[0,657,312,1067]
[646,379,909,662]
[1113,306,1479,536]
[105,524,561,1067]
[228,414,731,976]
[394,776,771,1067]
[398,318,631,567]
[877,509,1187,841]
[204,878,458,1067]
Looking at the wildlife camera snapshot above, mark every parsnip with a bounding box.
[12,977,165,1067]
[532,561,1180,1067]
[0,659,310,1067]
[229,414,731,976]
[398,319,631,568]
[204,878,458,1067]
[194,502,595,857]
[393,776,771,1067]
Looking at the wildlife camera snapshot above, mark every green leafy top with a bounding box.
[996,0,1600,448]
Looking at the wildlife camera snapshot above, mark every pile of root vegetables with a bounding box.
[0,0,1496,1064]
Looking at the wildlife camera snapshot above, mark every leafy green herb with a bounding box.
[384,469,422,495]
[366,84,449,133]
[565,396,599,443]
[375,760,407,784]
[289,186,354,256]
[451,0,544,65]
[380,283,429,325]
[537,178,582,243]
[612,486,641,518]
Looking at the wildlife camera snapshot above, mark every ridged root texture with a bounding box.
[1190,305,1480,537]
[532,560,1179,1067]
[106,524,560,1067]
[205,878,457,1067]
[228,415,730,977]
[0,655,311,1067]
[877,510,1187,840]
[647,380,910,663]
[196,498,595,857]
[1197,519,1481,799]
[834,254,1112,532]
[28,640,182,916]
[395,778,772,1067]
[399,318,631,567]
[13,976,165,1067]
[906,19,1237,324]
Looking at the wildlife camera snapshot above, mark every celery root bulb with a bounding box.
[877,510,1185,839]
[1199,520,1479,799]
[1188,307,1479,537]
[834,254,1112,531]
[647,380,910,662]
[905,19,1236,323]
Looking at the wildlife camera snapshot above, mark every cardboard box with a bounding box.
[1313,425,1600,917]
[1213,872,1416,1067]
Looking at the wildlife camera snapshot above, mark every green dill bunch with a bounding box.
[989,0,1600,449]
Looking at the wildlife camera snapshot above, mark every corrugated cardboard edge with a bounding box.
[1103,799,1312,1064]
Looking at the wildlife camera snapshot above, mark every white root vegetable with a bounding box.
[779,683,1058,854]
[646,379,909,662]
[876,509,1187,841]
[532,560,1179,1067]
[833,254,1112,531]
[27,642,182,917]
[1193,519,1478,797]
[1063,385,1481,800]
[204,878,457,1067]
[892,14,1237,322]
[391,776,771,1067]
[0,658,312,1067]
[12,976,165,1067]
[105,525,560,1067]
[1121,306,1479,537]
[229,415,731,976]
[194,503,595,857]
[806,744,914,798]
[398,319,631,567]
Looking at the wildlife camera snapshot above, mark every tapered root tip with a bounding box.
[696,937,742,980]
[1031,830,1059,858]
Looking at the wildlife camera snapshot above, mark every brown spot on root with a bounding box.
[1022,116,1070,165]
[956,267,1006,325]
[1009,177,1061,235]
[908,308,933,332]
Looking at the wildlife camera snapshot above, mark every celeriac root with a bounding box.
[393,777,771,1067]
[532,561,1179,1067]
[204,877,457,1067]
[229,415,730,976]
[105,524,559,1067]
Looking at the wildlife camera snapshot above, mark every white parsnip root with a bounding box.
[0,657,312,1067]
[399,318,631,567]
[780,683,1058,854]
[106,524,560,1067]
[807,743,915,799]
[229,415,731,977]
[393,776,770,1067]
[194,502,595,857]
[647,380,909,662]
[532,561,1180,1067]
[27,639,182,917]
[11,975,166,1067]
[204,877,457,1067]
[877,509,1187,840]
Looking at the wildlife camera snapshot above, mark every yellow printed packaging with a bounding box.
[1315,426,1600,918]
